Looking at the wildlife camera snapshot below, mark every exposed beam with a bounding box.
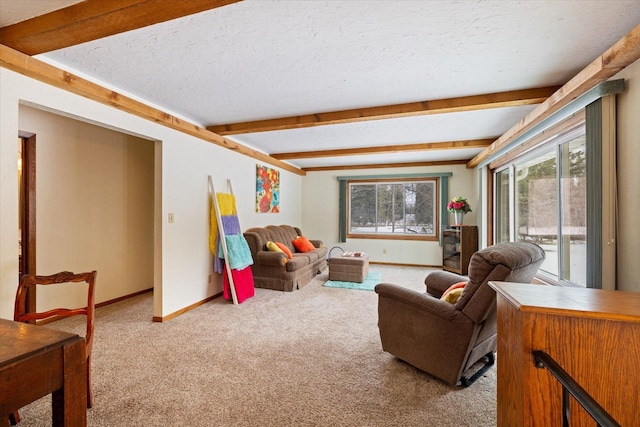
[0,44,304,176]
[0,0,241,55]
[468,23,640,169]
[303,159,469,173]
[207,86,560,135]
[272,139,494,160]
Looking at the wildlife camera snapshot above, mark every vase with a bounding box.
[454,212,464,225]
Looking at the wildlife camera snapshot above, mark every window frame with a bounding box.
[494,119,587,287]
[491,106,608,288]
[346,177,440,241]
[483,82,622,290]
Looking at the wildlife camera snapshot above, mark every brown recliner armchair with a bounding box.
[375,242,545,386]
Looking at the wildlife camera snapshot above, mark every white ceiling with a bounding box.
[3,0,640,170]
[0,0,83,26]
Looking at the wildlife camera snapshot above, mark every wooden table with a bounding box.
[0,319,87,426]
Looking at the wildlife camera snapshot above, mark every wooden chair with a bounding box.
[11,270,97,425]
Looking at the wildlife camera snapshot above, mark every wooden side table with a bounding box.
[0,319,87,426]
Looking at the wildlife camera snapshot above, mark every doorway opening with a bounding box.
[18,131,36,314]
[18,104,156,317]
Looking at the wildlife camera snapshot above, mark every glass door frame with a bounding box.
[492,121,586,287]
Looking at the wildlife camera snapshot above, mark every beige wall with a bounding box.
[301,164,477,266]
[19,106,155,310]
[2,57,638,319]
[1,68,304,320]
[613,58,640,292]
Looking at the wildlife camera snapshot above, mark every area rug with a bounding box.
[323,271,382,291]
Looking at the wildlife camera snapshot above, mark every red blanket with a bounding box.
[223,266,255,303]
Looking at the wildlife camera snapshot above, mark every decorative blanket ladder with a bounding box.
[208,177,239,304]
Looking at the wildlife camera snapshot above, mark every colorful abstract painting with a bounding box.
[256,164,280,213]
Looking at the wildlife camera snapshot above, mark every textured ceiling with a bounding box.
[4,0,640,170]
[0,0,83,26]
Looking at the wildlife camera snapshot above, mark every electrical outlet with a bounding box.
[168,213,175,223]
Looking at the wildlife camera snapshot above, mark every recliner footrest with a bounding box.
[460,352,495,387]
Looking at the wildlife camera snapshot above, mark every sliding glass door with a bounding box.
[495,124,587,287]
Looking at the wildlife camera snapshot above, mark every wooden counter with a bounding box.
[489,281,640,427]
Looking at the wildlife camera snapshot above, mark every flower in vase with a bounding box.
[447,197,472,214]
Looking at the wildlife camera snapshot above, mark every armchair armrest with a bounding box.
[424,271,468,298]
[256,251,287,266]
[374,283,460,320]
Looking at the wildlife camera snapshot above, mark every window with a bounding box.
[495,121,587,286]
[488,86,620,289]
[495,168,511,243]
[347,179,438,240]
[337,172,450,243]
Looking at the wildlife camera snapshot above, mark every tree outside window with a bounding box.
[348,179,437,239]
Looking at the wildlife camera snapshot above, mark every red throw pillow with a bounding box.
[292,236,315,253]
[440,281,468,304]
[275,242,293,259]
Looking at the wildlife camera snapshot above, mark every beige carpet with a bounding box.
[17,265,496,426]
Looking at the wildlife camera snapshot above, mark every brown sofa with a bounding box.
[375,242,545,386]
[243,225,328,291]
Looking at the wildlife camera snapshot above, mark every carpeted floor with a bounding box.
[17,265,496,427]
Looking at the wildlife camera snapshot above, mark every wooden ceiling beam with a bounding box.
[0,44,304,176]
[272,138,494,160]
[303,159,469,173]
[207,86,560,135]
[468,23,640,169]
[0,0,241,55]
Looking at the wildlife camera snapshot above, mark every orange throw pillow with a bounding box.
[440,281,467,304]
[292,236,315,253]
[275,242,293,259]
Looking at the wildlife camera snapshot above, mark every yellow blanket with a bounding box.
[209,193,237,255]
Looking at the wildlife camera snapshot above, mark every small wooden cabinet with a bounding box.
[442,225,477,275]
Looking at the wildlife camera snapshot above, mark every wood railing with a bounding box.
[533,351,620,427]
[490,281,640,426]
